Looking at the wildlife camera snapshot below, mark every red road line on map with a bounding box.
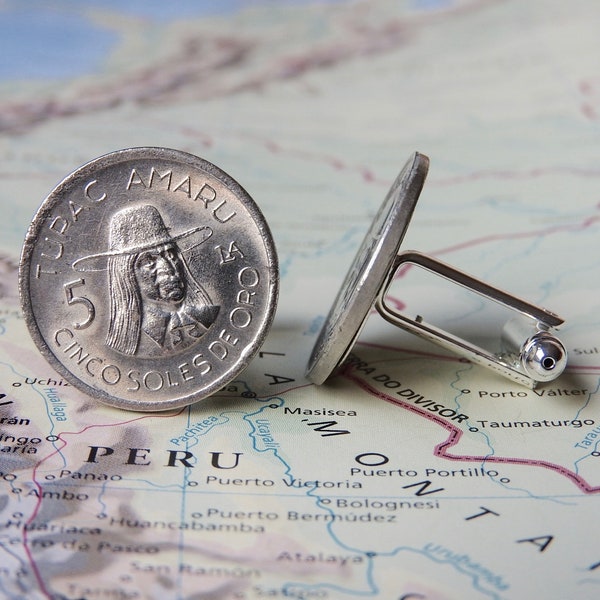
[384,211,600,316]
[344,370,600,494]
[387,212,600,286]
[429,165,600,186]
[175,124,392,187]
[23,410,183,599]
[177,124,600,189]
[429,213,600,258]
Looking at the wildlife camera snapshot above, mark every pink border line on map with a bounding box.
[344,370,600,494]
[23,410,184,599]
[337,200,600,495]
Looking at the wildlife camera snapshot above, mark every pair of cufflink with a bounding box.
[306,152,567,389]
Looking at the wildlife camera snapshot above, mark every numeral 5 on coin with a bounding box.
[64,279,95,330]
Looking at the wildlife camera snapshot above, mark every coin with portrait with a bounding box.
[20,147,278,411]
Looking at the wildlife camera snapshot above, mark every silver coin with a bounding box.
[20,147,278,411]
[306,152,429,384]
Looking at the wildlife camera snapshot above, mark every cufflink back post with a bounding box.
[306,152,567,389]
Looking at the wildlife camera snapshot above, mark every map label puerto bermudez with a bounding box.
[19,147,278,411]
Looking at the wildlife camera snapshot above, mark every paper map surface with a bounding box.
[1,1,600,598]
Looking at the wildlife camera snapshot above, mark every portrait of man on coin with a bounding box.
[76,203,219,357]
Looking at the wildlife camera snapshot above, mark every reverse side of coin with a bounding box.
[20,147,278,411]
[306,152,429,384]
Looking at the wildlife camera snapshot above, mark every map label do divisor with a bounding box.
[345,355,470,423]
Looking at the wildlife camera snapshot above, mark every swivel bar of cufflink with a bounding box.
[305,152,568,388]
[375,251,567,389]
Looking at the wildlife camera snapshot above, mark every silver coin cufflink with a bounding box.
[20,147,278,411]
[306,152,567,389]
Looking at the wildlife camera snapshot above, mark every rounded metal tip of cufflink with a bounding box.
[521,332,567,382]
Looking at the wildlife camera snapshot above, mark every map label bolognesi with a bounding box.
[19,147,278,411]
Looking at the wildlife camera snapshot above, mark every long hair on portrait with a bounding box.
[105,254,141,355]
